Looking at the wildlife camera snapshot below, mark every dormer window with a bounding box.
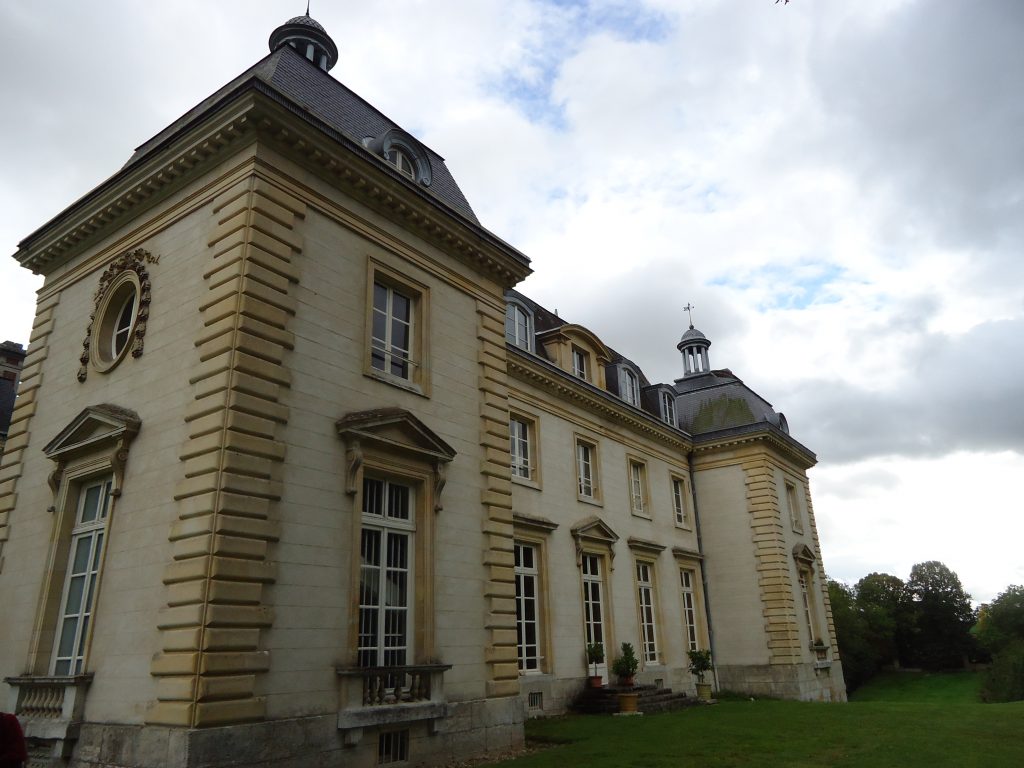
[505,303,533,351]
[385,147,416,180]
[620,368,640,406]
[660,391,676,426]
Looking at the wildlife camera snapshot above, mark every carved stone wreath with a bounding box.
[77,248,153,382]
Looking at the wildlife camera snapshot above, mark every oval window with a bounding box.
[91,272,141,372]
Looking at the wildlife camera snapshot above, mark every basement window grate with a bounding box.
[528,691,543,710]
[378,730,409,764]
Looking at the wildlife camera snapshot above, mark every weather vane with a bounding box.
[683,303,695,329]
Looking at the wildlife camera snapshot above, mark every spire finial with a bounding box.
[306,1,311,16]
[683,303,695,329]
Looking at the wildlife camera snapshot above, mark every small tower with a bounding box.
[678,325,711,377]
[268,8,339,72]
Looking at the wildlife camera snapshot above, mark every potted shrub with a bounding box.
[586,642,604,688]
[688,648,713,701]
[612,642,639,687]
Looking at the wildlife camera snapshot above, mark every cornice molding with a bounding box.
[16,85,532,288]
[507,351,692,452]
[692,427,816,470]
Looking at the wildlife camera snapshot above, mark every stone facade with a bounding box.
[0,13,844,768]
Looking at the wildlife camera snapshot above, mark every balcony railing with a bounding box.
[335,664,451,745]
[4,675,92,760]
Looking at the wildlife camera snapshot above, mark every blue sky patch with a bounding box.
[710,262,845,310]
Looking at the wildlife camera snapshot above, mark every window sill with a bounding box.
[364,369,429,398]
[511,475,542,491]
[577,495,603,508]
[631,509,652,520]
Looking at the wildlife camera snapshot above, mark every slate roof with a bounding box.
[125,45,478,222]
[672,370,788,436]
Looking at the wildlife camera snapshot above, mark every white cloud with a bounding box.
[1,0,1021,602]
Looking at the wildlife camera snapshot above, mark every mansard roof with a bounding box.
[125,45,477,222]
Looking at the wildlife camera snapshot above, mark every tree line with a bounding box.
[828,561,1024,701]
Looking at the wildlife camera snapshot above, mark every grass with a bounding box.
[490,672,1024,767]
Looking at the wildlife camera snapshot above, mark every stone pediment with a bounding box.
[571,516,619,568]
[336,409,456,510]
[792,543,817,566]
[336,408,456,464]
[43,404,141,461]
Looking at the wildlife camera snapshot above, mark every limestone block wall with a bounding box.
[507,376,701,704]
[148,172,304,728]
[692,462,767,665]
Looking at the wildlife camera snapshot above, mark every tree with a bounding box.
[905,561,975,670]
[828,579,875,693]
[976,585,1024,655]
[855,572,912,668]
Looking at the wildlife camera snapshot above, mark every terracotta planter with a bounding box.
[617,675,635,688]
[617,692,639,713]
[696,682,713,701]
[588,675,603,689]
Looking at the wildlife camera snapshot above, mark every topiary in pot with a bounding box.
[586,642,605,688]
[688,648,714,701]
[612,642,640,687]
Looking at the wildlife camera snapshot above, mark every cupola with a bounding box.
[268,7,339,72]
[677,325,711,377]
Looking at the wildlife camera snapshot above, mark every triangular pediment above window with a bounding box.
[792,543,817,566]
[336,408,456,464]
[571,516,619,546]
[43,404,141,461]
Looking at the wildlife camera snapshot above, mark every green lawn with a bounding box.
[492,673,1024,767]
[849,669,982,703]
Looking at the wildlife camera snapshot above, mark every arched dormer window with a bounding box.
[364,129,433,186]
[619,368,640,406]
[505,302,533,352]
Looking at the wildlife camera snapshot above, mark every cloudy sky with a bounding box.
[2,1,1021,603]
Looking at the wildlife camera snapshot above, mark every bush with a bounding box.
[980,640,1024,703]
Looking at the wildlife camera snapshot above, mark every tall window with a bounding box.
[576,440,597,499]
[514,543,542,673]
[53,477,113,675]
[799,570,816,642]
[359,477,414,668]
[371,282,413,380]
[505,304,532,351]
[680,569,698,652]
[581,554,606,651]
[571,347,589,380]
[660,391,676,426]
[636,562,658,663]
[629,461,647,516]
[621,369,640,406]
[672,477,689,527]
[786,482,804,533]
[510,417,531,480]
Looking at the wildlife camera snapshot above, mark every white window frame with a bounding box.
[628,460,648,516]
[571,346,589,381]
[510,416,532,480]
[620,368,640,406]
[371,281,415,381]
[799,569,817,644]
[660,391,676,426]
[505,303,533,351]
[51,477,113,676]
[576,439,598,500]
[385,147,416,180]
[672,476,690,528]
[581,553,607,667]
[514,542,542,673]
[680,568,699,652]
[636,561,659,664]
[358,477,415,669]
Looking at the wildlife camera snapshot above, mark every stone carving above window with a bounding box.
[78,248,153,382]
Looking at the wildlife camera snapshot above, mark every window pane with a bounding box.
[57,616,78,658]
[80,485,102,523]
